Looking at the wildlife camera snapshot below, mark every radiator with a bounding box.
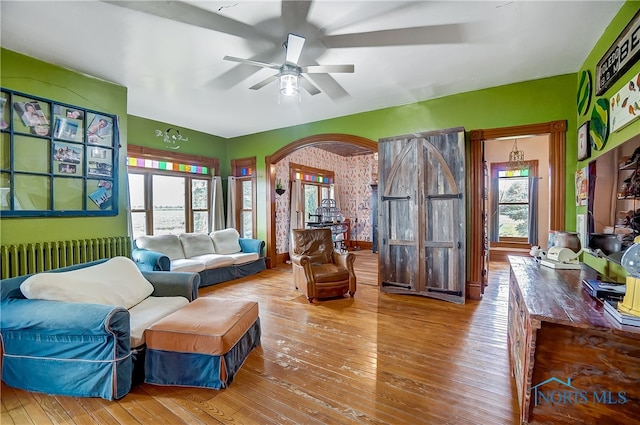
[0,236,131,279]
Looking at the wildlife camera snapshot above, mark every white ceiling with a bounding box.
[0,1,624,138]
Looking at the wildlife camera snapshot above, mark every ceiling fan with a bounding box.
[223,33,354,97]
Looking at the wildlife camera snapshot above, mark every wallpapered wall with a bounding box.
[275,146,378,254]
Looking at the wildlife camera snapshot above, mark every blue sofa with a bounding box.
[0,258,199,400]
[132,230,266,287]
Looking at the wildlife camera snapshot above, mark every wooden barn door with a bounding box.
[378,128,466,303]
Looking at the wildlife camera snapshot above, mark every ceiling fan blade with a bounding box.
[300,64,355,74]
[249,74,279,91]
[299,75,321,96]
[281,0,312,30]
[285,33,305,65]
[223,56,281,70]
[322,24,466,48]
[305,74,349,101]
[209,46,282,90]
[102,1,269,42]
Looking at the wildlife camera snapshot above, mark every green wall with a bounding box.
[577,2,640,276]
[2,1,638,254]
[227,74,578,243]
[0,48,128,246]
[127,115,227,167]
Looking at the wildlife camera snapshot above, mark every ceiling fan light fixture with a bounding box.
[279,70,299,96]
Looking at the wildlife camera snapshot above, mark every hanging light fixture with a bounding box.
[279,68,299,97]
[508,139,525,168]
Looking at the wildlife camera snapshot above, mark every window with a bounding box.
[231,157,256,238]
[490,161,538,242]
[127,145,217,239]
[290,163,333,220]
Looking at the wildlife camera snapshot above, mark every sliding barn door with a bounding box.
[378,128,466,303]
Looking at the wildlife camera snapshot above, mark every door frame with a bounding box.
[265,134,378,267]
[468,120,566,299]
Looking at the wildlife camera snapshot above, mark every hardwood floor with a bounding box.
[1,254,520,424]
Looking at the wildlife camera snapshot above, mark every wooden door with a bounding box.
[378,128,466,303]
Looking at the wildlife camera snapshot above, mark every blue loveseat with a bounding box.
[0,257,199,400]
[132,229,266,287]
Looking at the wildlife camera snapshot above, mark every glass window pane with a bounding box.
[53,177,83,210]
[53,141,84,176]
[321,186,330,200]
[131,212,147,239]
[242,180,252,209]
[304,185,318,217]
[499,177,528,203]
[241,211,253,238]
[15,135,49,173]
[498,204,529,237]
[14,174,50,210]
[128,174,146,210]
[1,133,9,170]
[192,179,208,209]
[193,211,209,233]
[153,175,185,235]
[0,172,10,210]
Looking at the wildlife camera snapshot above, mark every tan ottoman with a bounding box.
[144,297,260,389]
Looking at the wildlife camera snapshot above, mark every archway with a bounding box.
[265,134,378,267]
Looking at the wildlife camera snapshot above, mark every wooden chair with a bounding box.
[290,228,356,303]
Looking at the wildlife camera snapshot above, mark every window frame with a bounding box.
[490,160,538,243]
[127,145,217,236]
[231,157,256,239]
[289,163,334,220]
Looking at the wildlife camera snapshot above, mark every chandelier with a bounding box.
[508,139,525,168]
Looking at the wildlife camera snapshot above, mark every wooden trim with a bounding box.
[231,157,257,238]
[289,162,335,180]
[128,144,219,173]
[468,120,566,299]
[265,134,378,269]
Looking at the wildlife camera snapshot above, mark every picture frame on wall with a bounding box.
[578,121,590,161]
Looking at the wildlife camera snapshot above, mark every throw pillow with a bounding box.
[210,228,242,255]
[20,256,154,309]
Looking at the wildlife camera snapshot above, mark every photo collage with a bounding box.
[1,88,117,215]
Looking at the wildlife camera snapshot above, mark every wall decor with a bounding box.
[577,121,590,160]
[575,166,588,207]
[577,70,592,116]
[0,88,119,217]
[596,9,640,95]
[155,127,188,150]
[610,71,640,132]
[589,97,609,151]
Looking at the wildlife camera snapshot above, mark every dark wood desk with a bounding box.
[508,256,640,424]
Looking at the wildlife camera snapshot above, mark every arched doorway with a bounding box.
[265,134,378,267]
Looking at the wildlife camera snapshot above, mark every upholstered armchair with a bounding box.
[290,228,356,303]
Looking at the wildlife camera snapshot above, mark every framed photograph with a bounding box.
[87,160,112,178]
[87,113,113,146]
[578,121,590,160]
[53,117,80,141]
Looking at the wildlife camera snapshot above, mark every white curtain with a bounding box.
[226,176,236,229]
[125,174,135,247]
[330,183,341,211]
[289,179,304,254]
[210,176,225,232]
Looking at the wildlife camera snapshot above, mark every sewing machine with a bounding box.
[540,247,582,270]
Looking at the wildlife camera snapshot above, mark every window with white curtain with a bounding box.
[231,157,256,238]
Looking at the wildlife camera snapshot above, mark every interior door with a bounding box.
[379,128,466,303]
